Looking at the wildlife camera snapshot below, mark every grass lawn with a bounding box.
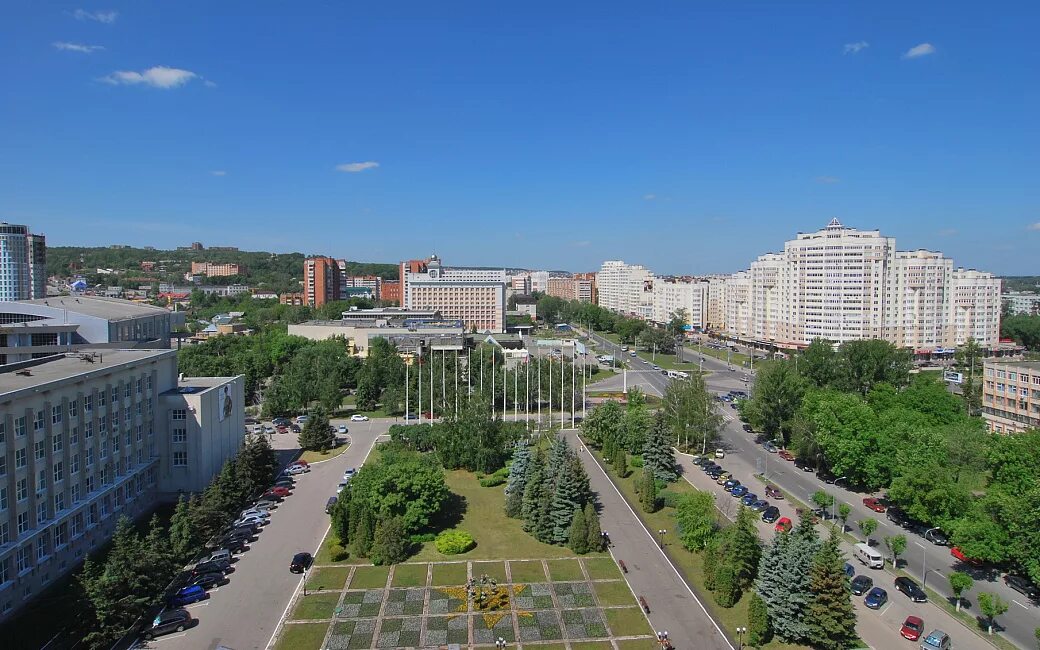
[508,560,547,583]
[390,563,428,587]
[472,560,507,584]
[604,607,653,636]
[431,562,468,585]
[315,534,350,564]
[410,470,587,561]
[615,640,663,650]
[546,558,585,582]
[584,557,623,580]
[289,592,342,621]
[274,622,328,650]
[593,580,636,607]
[299,441,350,464]
[306,566,350,591]
[348,565,390,589]
[598,332,702,373]
[689,342,751,368]
[571,642,616,650]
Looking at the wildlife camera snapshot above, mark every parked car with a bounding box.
[919,629,951,650]
[142,609,192,640]
[864,586,888,609]
[235,515,267,528]
[337,424,348,433]
[850,574,873,596]
[289,459,310,468]
[764,485,784,500]
[730,485,749,498]
[742,423,754,433]
[239,507,271,520]
[887,506,910,526]
[761,507,781,523]
[221,529,253,546]
[325,496,338,514]
[950,546,983,567]
[1004,574,1040,600]
[255,494,281,506]
[350,414,369,421]
[404,412,419,420]
[900,615,924,641]
[219,536,249,554]
[714,448,725,458]
[751,499,770,512]
[895,577,927,602]
[290,552,313,573]
[295,415,309,424]
[189,571,227,590]
[723,478,741,490]
[205,549,232,565]
[192,559,231,576]
[778,450,795,461]
[168,585,208,607]
[774,517,793,533]
[741,493,758,506]
[285,464,309,475]
[265,486,291,498]
[862,497,887,513]
[794,459,815,472]
[272,417,290,427]
[924,528,949,546]
[762,442,778,453]
[716,473,733,485]
[343,468,357,479]
[290,424,302,433]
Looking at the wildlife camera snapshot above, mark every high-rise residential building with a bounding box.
[511,274,532,295]
[403,256,507,332]
[546,275,597,304]
[0,349,243,621]
[0,223,47,301]
[1003,291,1040,316]
[529,271,550,294]
[303,256,341,308]
[981,360,1040,434]
[651,279,709,330]
[189,262,242,277]
[596,261,654,316]
[341,275,382,300]
[573,272,597,303]
[715,219,1001,350]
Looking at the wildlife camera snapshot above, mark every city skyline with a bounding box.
[2,2,1038,274]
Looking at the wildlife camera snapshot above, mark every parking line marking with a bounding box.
[1012,599,1028,610]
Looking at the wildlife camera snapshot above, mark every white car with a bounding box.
[239,508,271,520]
[295,415,309,424]
[285,464,309,475]
[263,425,275,434]
[252,425,263,434]
[235,515,268,528]
[350,414,369,422]
[337,424,348,434]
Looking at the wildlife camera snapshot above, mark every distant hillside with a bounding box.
[47,246,399,293]
[1002,277,1040,293]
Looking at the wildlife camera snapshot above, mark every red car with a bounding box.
[265,486,291,498]
[774,517,793,533]
[900,615,924,641]
[778,450,795,461]
[950,546,983,567]
[862,497,886,513]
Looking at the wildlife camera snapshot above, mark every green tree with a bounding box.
[754,531,790,639]
[713,561,739,607]
[744,360,807,445]
[675,492,718,551]
[838,503,851,532]
[723,506,763,589]
[662,371,723,453]
[505,442,531,518]
[78,517,151,647]
[667,308,689,338]
[948,571,974,612]
[351,507,375,558]
[747,592,771,647]
[168,495,200,562]
[371,516,411,565]
[584,502,603,552]
[581,400,624,448]
[812,490,834,511]
[640,466,658,513]
[978,592,1009,635]
[806,530,857,649]
[620,388,652,453]
[767,512,821,643]
[642,412,678,481]
[346,447,450,534]
[798,338,837,388]
[521,450,548,536]
[835,339,912,395]
[884,534,907,567]
[612,446,628,478]
[298,406,335,452]
[955,338,984,415]
[858,518,878,542]
[568,507,590,554]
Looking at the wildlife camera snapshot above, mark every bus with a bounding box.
[666,370,689,380]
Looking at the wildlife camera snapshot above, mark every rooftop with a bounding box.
[0,349,175,396]
[164,376,235,395]
[988,360,1040,370]
[14,296,170,321]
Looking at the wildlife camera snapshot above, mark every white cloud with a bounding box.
[903,43,936,59]
[101,66,199,89]
[210,170,227,176]
[203,80,218,88]
[73,9,118,23]
[1027,222,1040,231]
[53,41,105,53]
[843,41,869,55]
[335,161,379,173]
[815,175,840,184]
[642,193,656,201]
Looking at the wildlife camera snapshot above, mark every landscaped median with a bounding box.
[299,440,350,464]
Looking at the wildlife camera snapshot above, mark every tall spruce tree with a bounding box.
[569,507,590,554]
[505,441,531,518]
[550,454,591,544]
[722,506,762,589]
[754,528,790,639]
[352,506,375,558]
[584,502,603,552]
[168,495,199,562]
[807,530,858,649]
[640,466,658,513]
[747,592,772,646]
[768,512,821,643]
[612,446,628,478]
[642,412,678,481]
[521,450,546,533]
[299,406,335,452]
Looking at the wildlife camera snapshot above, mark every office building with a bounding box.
[303,256,341,308]
[1003,291,1040,316]
[381,280,401,306]
[0,350,243,621]
[596,261,654,316]
[189,262,242,277]
[0,223,47,302]
[982,360,1040,434]
[403,256,507,333]
[288,309,465,357]
[399,259,430,307]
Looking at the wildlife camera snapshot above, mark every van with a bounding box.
[854,542,884,569]
[206,549,232,565]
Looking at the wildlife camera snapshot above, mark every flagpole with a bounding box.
[441,349,446,413]
[418,351,423,422]
[467,348,472,400]
[502,365,506,420]
[492,352,496,418]
[525,356,530,430]
[571,349,576,429]
[537,358,542,429]
[430,350,434,420]
[560,354,565,428]
[405,358,410,421]
[548,357,552,429]
[455,351,459,416]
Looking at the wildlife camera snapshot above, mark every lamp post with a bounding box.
[657,529,667,549]
[914,541,928,586]
[736,626,747,650]
[495,637,507,649]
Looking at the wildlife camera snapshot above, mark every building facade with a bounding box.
[651,279,708,330]
[303,256,341,308]
[1003,291,1040,316]
[403,256,507,333]
[381,280,401,305]
[596,261,654,316]
[982,360,1040,434]
[546,276,596,304]
[189,262,242,277]
[0,223,47,302]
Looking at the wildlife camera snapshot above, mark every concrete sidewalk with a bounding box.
[564,430,734,650]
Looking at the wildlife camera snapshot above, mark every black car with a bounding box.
[219,536,249,553]
[142,609,192,640]
[742,424,754,433]
[850,575,873,596]
[230,524,259,539]
[924,528,949,546]
[761,506,781,523]
[887,506,909,526]
[894,576,927,602]
[1004,574,1040,600]
[794,459,815,472]
[290,552,313,573]
[192,559,231,576]
[290,424,302,433]
[692,456,709,466]
[189,571,228,589]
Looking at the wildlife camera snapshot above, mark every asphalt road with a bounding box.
[140,417,389,650]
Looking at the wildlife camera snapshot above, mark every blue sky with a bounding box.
[1,1,1038,274]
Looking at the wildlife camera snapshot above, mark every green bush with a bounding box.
[630,455,644,468]
[435,530,475,555]
[479,476,506,487]
[409,532,437,544]
[492,466,510,479]
[658,490,681,509]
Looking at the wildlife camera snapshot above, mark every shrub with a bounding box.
[479,476,506,488]
[630,455,644,468]
[492,466,510,479]
[658,490,681,509]
[409,532,437,544]
[435,530,475,555]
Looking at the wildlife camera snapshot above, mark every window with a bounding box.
[97,390,105,408]
[0,487,6,512]
[15,416,26,437]
[125,432,131,447]
[101,468,109,485]
[111,436,118,452]
[124,383,132,399]
[52,433,63,454]
[16,479,27,502]
[100,441,107,460]
[86,447,94,467]
[34,441,45,461]
[87,504,97,526]
[34,410,45,432]
[111,414,118,432]
[70,426,78,446]
[68,399,77,418]
[84,395,93,413]
[146,375,152,390]
[55,523,67,547]
[0,522,8,546]
[17,512,29,535]
[99,415,107,434]
[110,388,118,404]
[135,425,142,442]
[172,428,186,443]
[16,546,31,572]
[15,449,26,469]
[53,462,63,484]
[36,501,47,525]
[172,451,187,467]
[70,455,78,474]
[85,475,94,493]
[36,469,46,491]
[137,449,144,464]
[71,514,82,537]
[51,405,62,425]
[0,455,5,477]
[172,409,186,421]
[146,398,152,413]
[0,421,4,444]
[123,406,131,424]
[71,483,80,503]
[36,535,47,561]
[84,421,93,439]
[136,378,142,394]
[136,402,142,416]
[99,498,108,517]
[54,492,64,513]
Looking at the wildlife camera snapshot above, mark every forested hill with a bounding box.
[47,246,398,293]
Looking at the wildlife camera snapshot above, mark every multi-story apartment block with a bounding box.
[381,280,401,306]
[651,279,709,330]
[573,273,597,303]
[982,360,1040,434]
[279,292,305,306]
[303,256,341,308]
[403,256,506,333]
[547,276,597,304]
[1003,291,1040,316]
[341,275,382,301]
[0,223,47,301]
[705,277,728,331]
[189,262,242,277]
[511,274,532,295]
[596,261,654,316]
[0,350,243,621]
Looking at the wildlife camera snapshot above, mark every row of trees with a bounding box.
[77,435,277,647]
[329,445,451,565]
[1001,313,1040,350]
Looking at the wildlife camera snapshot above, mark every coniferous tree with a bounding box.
[352,506,375,558]
[142,514,178,594]
[168,495,199,562]
[722,506,762,589]
[299,406,335,452]
[768,512,821,643]
[330,492,351,546]
[569,507,590,554]
[807,530,858,649]
[713,562,739,607]
[521,450,546,533]
[505,441,531,518]
[612,446,628,478]
[754,528,790,639]
[747,592,772,646]
[640,466,658,513]
[642,412,678,481]
[371,516,410,565]
[78,517,151,646]
[703,538,720,590]
[584,502,603,552]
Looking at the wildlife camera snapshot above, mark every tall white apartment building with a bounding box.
[706,277,728,331]
[404,256,507,333]
[528,271,550,294]
[597,261,654,316]
[651,280,709,330]
[718,219,1001,350]
[1,223,47,302]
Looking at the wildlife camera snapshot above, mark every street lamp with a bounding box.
[496,637,507,649]
[914,541,928,586]
[736,626,747,650]
[657,529,667,549]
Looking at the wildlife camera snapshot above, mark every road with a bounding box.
[563,429,734,650]
[141,417,390,650]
